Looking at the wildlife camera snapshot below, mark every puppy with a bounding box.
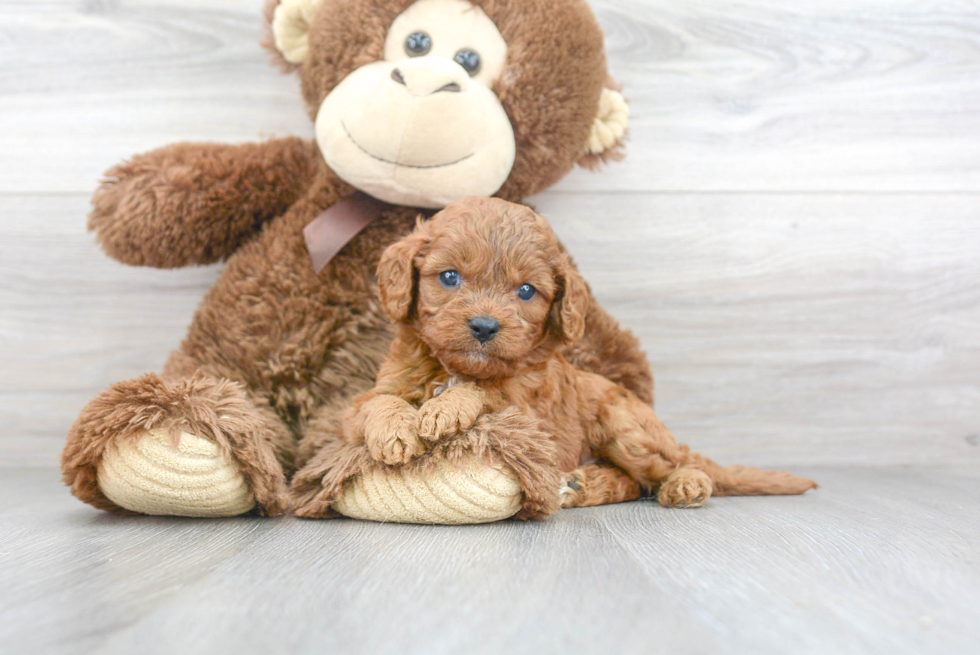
[343,197,817,509]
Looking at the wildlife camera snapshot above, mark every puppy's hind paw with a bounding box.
[559,472,584,508]
[658,468,713,508]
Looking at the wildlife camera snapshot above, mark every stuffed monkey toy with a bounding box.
[61,0,643,522]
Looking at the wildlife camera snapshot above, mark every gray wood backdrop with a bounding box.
[2,0,978,468]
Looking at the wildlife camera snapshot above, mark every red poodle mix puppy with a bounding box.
[344,197,816,509]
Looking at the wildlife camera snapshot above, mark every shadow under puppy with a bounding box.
[344,197,816,511]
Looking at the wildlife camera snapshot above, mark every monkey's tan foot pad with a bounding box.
[332,454,522,524]
[97,428,255,517]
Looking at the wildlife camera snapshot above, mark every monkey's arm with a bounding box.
[89,138,320,268]
[562,295,655,405]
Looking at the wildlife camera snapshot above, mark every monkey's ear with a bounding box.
[553,256,590,343]
[578,87,630,169]
[377,224,430,323]
[267,0,324,66]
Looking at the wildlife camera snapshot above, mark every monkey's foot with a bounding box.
[332,453,522,524]
[97,429,255,517]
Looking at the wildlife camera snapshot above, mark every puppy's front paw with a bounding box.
[351,395,423,466]
[416,399,462,443]
[417,386,483,443]
[657,468,713,508]
[365,421,424,466]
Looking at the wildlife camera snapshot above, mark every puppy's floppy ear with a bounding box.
[377,221,430,323]
[553,255,590,343]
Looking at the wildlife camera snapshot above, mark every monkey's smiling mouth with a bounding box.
[342,121,475,169]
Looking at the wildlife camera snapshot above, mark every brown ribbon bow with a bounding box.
[303,192,391,274]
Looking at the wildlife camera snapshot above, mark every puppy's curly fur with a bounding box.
[345,197,817,510]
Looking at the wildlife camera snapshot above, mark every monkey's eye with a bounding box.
[439,270,461,288]
[405,31,432,56]
[453,49,481,76]
[517,284,536,301]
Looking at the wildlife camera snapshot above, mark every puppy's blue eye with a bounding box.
[439,270,461,288]
[517,284,536,300]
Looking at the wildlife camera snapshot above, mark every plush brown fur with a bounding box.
[61,373,293,515]
[89,139,320,268]
[297,198,817,515]
[62,0,649,515]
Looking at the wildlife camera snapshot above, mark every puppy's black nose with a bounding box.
[468,316,500,344]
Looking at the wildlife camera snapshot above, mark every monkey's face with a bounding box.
[314,0,515,208]
[268,0,628,207]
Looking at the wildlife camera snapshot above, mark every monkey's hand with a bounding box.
[89,138,320,268]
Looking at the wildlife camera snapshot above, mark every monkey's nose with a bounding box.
[468,316,500,344]
[390,57,469,96]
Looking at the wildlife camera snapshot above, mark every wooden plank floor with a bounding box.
[1,467,978,655]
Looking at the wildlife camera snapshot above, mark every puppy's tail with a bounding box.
[701,459,817,497]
